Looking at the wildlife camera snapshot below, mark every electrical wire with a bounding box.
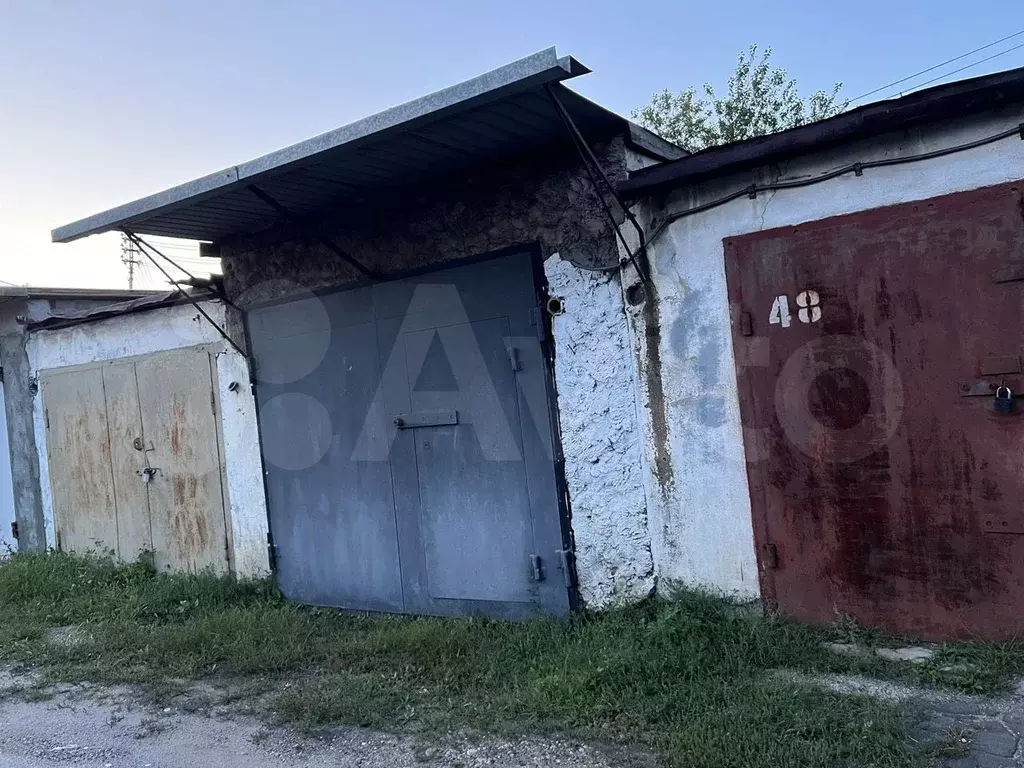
[132,237,200,282]
[901,41,1024,95]
[544,83,651,284]
[123,230,247,358]
[848,28,1024,105]
[641,121,1023,249]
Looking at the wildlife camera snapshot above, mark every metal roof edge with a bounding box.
[52,48,588,244]
[619,64,1024,197]
[625,123,689,162]
[0,286,155,301]
[25,290,219,332]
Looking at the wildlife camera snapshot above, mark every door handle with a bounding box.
[392,410,458,429]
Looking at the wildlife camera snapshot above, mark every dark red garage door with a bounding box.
[726,180,1024,640]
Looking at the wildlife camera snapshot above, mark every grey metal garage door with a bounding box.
[248,252,571,619]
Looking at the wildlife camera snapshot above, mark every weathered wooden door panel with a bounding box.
[135,349,228,574]
[726,181,1024,640]
[41,368,119,555]
[102,362,153,561]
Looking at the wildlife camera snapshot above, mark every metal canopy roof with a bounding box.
[53,48,682,245]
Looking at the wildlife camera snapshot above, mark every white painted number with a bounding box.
[768,294,791,328]
[796,289,822,324]
[768,290,822,330]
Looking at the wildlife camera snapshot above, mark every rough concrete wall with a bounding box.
[0,298,159,554]
[544,253,652,606]
[0,333,44,551]
[27,302,270,578]
[218,136,671,605]
[221,140,627,306]
[637,106,1024,599]
[0,381,16,554]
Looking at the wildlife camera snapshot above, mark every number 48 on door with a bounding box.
[769,290,821,329]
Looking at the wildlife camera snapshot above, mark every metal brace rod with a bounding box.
[246,184,381,281]
[122,231,248,359]
[544,84,650,285]
[132,235,239,310]
[138,237,199,283]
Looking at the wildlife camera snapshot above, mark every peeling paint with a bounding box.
[641,108,1024,600]
[27,301,269,579]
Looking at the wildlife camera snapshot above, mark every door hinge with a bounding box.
[55,530,62,551]
[210,389,217,415]
[531,306,547,342]
[763,543,779,569]
[530,553,544,582]
[740,311,753,337]
[557,548,575,589]
[10,521,18,541]
[44,409,49,430]
[508,345,522,372]
[267,531,279,572]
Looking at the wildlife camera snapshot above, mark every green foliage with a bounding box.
[634,45,847,151]
[0,552,1016,767]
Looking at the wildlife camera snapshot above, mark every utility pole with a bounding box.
[120,233,141,288]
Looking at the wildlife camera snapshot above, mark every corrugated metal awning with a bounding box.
[53,48,682,245]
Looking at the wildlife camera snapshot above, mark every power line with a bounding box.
[848,28,1024,105]
[901,41,1024,94]
[643,121,1023,248]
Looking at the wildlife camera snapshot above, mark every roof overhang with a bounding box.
[620,65,1024,198]
[54,48,682,245]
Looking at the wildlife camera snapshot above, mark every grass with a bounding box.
[0,553,1020,767]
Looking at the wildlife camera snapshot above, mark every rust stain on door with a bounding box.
[102,361,153,560]
[726,180,1024,640]
[42,347,228,574]
[41,368,118,554]
[136,348,227,574]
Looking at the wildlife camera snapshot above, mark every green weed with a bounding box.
[0,552,1014,767]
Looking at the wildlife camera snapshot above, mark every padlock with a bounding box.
[994,385,1015,413]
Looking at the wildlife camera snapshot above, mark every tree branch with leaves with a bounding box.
[634,45,847,152]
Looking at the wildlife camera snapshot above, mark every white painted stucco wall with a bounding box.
[633,106,1024,599]
[544,253,653,605]
[26,300,269,578]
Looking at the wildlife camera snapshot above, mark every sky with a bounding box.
[2,0,1023,290]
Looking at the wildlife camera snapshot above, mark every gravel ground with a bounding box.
[0,671,651,768]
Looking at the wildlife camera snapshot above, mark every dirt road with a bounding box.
[0,677,647,768]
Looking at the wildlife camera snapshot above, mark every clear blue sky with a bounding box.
[2,0,1022,288]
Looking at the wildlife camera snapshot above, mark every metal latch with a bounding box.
[530,554,544,582]
[138,467,159,484]
[393,410,458,429]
